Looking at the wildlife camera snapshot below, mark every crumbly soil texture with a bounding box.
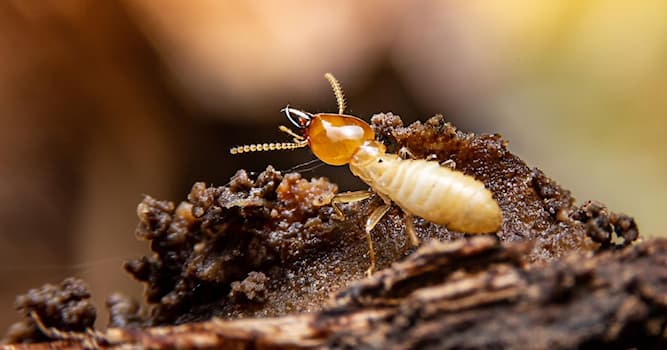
[4,113,649,347]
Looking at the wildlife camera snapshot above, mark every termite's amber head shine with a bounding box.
[306,114,375,166]
[284,107,375,166]
[229,74,376,164]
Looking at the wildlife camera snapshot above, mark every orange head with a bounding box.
[283,107,375,166]
[229,73,375,165]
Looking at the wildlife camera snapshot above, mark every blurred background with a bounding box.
[1,0,665,332]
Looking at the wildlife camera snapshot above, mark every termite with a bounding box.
[230,73,503,275]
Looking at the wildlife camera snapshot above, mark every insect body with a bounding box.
[231,73,503,275]
[350,141,502,233]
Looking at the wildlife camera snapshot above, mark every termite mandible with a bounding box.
[230,73,503,276]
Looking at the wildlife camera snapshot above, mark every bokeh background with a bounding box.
[1,1,665,333]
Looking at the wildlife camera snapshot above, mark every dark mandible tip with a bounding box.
[282,106,313,129]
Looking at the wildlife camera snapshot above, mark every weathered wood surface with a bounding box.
[5,236,666,350]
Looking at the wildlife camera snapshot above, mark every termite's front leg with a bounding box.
[329,190,374,219]
[329,190,395,277]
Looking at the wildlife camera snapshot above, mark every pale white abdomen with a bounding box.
[351,154,502,233]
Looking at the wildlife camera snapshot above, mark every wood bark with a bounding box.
[5,237,666,350]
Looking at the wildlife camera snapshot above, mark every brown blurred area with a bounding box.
[0,1,665,332]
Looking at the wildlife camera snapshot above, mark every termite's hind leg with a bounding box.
[441,159,457,169]
[398,146,417,160]
[330,190,374,219]
[403,212,420,247]
[364,203,392,277]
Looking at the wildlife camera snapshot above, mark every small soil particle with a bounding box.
[4,278,95,344]
[229,271,269,303]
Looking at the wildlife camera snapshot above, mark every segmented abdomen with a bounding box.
[369,156,502,233]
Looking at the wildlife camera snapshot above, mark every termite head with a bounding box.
[283,107,375,166]
[229,73,375,166]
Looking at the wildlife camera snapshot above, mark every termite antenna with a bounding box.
[324,73,346,114]
[229,142,307,155]
[284,158,324,173]
[230,116,311,155]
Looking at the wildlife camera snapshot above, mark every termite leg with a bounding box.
[364,202,392,276]
[403,212,420,247]
[441,159,456,169]
[330,190,374,219]
[398,146,417,160]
